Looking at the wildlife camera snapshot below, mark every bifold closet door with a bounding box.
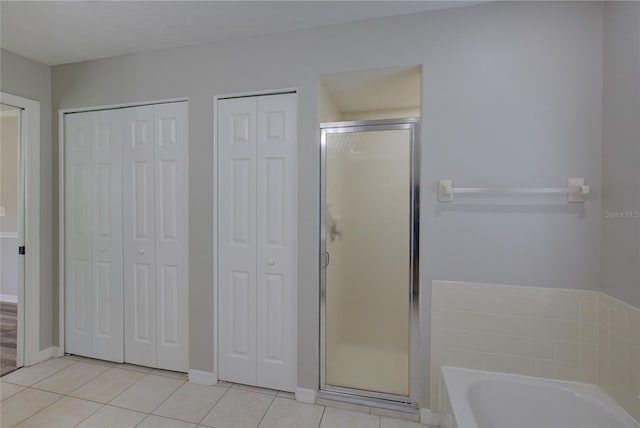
[65,109,124,362]
[123,102,189,372]
[218,93,297,391]
[123,105,157,367]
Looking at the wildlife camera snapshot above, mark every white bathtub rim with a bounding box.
[440,366,640,428]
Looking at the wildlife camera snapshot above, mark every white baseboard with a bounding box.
[295,387,316,404]
[30,346,60,365]
[420,408,440,426]
[0,294,18,303]
[188,369,217,386]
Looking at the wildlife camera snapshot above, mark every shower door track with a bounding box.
[319,118,421,407]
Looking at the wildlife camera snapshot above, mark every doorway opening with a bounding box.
[1,102,23,376]
[318,65,421,409]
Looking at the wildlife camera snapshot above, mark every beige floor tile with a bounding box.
[201,389,274,428]
[153,383,227,423]
[63,355,118,367]
[69,368,146,403]
[316,398,370,414]
[0,382,25,401]
[320,407,380,428]
[231,383,278,396]
[138,415,197,428]
[31,362,108,394]
[109,374,184,413]
[151,369,188,380]
[14,396,101,427]
[258,397,324,428]
[77,405,146,428]
[276,390,295,400]
[380,416,427,428]
[370,407,419,422]
[118,363,155,373]
[1,358,74,386]
[0,388,62,428]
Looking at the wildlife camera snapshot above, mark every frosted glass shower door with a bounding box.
[321,123,416,399]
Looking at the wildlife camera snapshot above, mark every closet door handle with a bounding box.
[100,247,107,252]
[267,258,275,266]
[137,249,145,255]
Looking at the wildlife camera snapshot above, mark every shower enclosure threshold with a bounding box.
[317,390,418,414]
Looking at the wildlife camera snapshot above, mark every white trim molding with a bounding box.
[0,91,40,368]
[0,232,19,239]
[295,387,317,404]
[188,369,217,386]
[0,294,18,303]
[34,346,60,364]
[420,408,441,426]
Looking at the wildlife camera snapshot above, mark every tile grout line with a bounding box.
[194,382,233,426]
[317,404,327,428]
[254,392,278,428]
[4,359,78,388]
[7,386,65,427]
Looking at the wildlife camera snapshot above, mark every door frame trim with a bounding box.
[0,91,41,367]
[212,88,299,385]
[57,97,188,358]
[319,118,421,404]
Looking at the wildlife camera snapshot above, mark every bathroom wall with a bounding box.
[598,293,640,421]
[1,48,53,351]
[601,1,640,309]
[51,2,604,406]
[431,281,599,412]
[1,113,19,300]
[599,3,640,418]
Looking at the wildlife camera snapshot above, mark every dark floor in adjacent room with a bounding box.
[0,301,17,376]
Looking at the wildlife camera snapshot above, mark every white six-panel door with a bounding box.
[90,109,125,362]
[65,109,124,363]
[218,93,297,392]
[66,102,188,371]
[123,105,157,367]
[65,112,93,358]
[154,102,189,372]
[218,97,258,385]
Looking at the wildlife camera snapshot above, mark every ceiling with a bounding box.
[0,1,483,66]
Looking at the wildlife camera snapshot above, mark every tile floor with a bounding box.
[0,356,431,428]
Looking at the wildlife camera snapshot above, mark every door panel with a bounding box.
[218,97,258,385]
[256,94,296,392]
[65,112,93,357]
[123,105,157,367]
[154,102,189,372]
[91,109,124,362]
[322,127,412,398]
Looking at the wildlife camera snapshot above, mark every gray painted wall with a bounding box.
[601,1,640,309]
[0,48,54,351]
[51,2,604,406]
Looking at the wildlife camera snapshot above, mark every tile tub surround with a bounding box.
[598,293,640,422]
[430,281,600,412]
[1,357,434,428]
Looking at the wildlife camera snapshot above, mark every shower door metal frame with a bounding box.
[319,118,420,406]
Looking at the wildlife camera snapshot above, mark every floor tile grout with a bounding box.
[4,359,422,428]
[193,382,232,426]
[254,393,277,428]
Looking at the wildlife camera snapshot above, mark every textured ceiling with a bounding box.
[0,1,483,66]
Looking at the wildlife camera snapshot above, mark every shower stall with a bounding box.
[319,118,420,408]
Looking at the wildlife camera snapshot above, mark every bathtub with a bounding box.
[439,366,639,428]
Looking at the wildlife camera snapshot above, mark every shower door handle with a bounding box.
[321,251,330,268]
